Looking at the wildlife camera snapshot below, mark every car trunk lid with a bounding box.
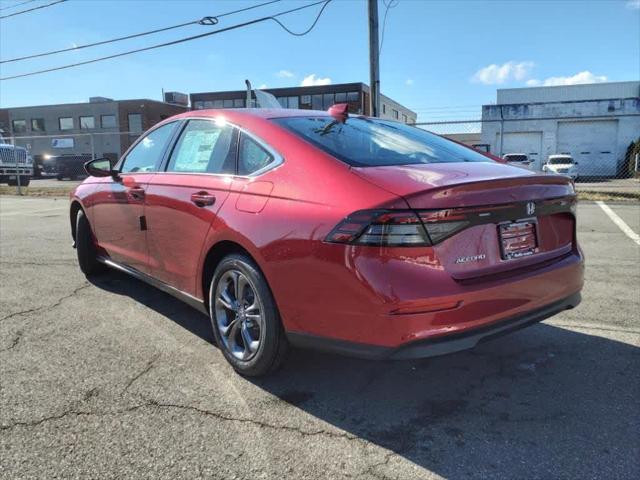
[352,162,576,280]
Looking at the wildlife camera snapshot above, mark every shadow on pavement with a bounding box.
[89,271,639,479]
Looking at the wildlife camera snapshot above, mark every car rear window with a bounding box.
[548,157,573,165]
[504,155,528,162]
[272,116,491,167]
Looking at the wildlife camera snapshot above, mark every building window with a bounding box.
[382,104,387,114]
[223,99,234,108]
[311,94,323,110]
[59,117,74,130]
[128,113,143,134]
[276,97,287,108]
[233,99,244,107]
[80,116,95,129]
[347,91,359,102]
[335,92,346,103]
[322,93,334,110]
[101,115,116,128]
[393,109,399,120]
[402,114,407,123]
[300,95,312,108]
[203,101,214,108]
[31,118,45,132]
[193,101,205,109]
[213,100,223,108]
[12,119,27,133]
[288,96,299,109]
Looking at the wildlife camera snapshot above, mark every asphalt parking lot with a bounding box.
[0,196,638,480]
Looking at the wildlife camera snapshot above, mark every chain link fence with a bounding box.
[1,115,639,197]
[414,114,640,195]
[1,130,140,194]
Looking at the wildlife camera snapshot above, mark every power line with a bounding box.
[0,0,38,12]
[378,0,398,55]
[0,0,333,81]
[1,0,283,64]
[270,0,331,36]
[0,0,66,19]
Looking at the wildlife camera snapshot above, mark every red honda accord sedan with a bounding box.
[70,107,583,376]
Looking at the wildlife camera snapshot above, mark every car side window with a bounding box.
[238,133,273,175]
[120,122,176,173]
[167,120,237,174]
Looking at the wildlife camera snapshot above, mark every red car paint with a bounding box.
[71,109,583,354]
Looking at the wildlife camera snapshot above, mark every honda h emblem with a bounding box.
[526,202,536,216]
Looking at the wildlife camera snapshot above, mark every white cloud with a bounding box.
[276,70,294,78]
[300,74,332,86]
[626,0,640,10]
[471,61,534,85]
[405,78,414,86]
[527,71,608,87]
[258,83,268,89]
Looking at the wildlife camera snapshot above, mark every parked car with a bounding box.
[0,138,32,186]
[42,154,91,180]
[503,153,533,169]
[544,154,579,180]
[70,108,584,376]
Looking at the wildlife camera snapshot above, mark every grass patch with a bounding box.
[577,190,640,202]
[0,186,74,197]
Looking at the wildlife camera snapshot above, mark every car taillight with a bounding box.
[326,210,431,246]
[326,209,474,247]
[418,210,470,244]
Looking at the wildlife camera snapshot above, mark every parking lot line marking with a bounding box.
[596,201,640,246]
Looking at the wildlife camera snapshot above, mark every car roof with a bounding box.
[177,108,336,121]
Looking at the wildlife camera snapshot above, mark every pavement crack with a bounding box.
[0,330,23,352]
[121,354,160,394]
[0,283,91,322]
[361,450,402,480]
[143,398,360,441]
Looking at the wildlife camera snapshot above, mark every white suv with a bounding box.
[543,154,579,180]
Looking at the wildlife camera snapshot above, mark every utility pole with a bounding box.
[368,0,380,117]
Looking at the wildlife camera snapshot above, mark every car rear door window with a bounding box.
[119,122,177,173]
[166,120,237,174]
[238,133,273,175]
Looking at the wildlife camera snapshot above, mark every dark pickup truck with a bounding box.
[42,154,91,180]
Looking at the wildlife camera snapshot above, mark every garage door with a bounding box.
[557,120,618,177]
[497,132,543,170]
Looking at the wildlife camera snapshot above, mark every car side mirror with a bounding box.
[84,158,119,179]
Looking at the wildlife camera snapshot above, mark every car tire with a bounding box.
[19,176,30,187]
[209,254,288,377]
[75,209,104,276]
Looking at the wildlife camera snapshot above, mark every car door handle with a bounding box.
[191,191,215,207]
[128,186,145,200]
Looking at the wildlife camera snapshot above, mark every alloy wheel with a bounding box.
[214,269,264,361]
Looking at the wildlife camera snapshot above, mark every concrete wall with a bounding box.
[480,97,640,175]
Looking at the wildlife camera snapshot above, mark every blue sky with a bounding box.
[0,0,638,121]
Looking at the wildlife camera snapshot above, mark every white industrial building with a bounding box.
[480,81,640,177]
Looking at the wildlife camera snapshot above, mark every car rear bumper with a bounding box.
[287,291,581,360]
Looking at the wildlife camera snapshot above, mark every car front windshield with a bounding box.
[548,157,573,165]
[272,116,492,167]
